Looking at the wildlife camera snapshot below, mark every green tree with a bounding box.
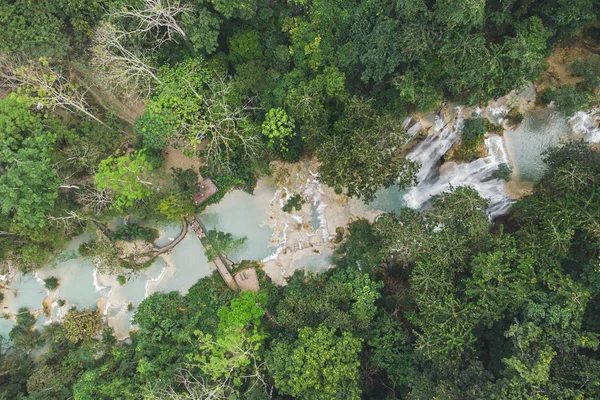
[367,314,412,387]
[62,309,102,343]
[43,277,59,290]
[95,150,155,212]
[201,229,247,264]
[229,30,262,64]
[0,148,60,229]
[211,0,257,19]
[335,219,387,273]
[134,109,176,153]
[0,3,69,58]
[315,97,417,202]
[181,7,221,54]
[434,0,486,29]
[190,291,267,390]
[156,194,193,222]
[268,325,363,400]
[79,239,123,275]
[262,107,296,154]
[0,95,65,229]
[539,86,589,115]
[9,308,40,349]
[275,268,382,334]
[150,58,262,173]
[132,291,189,381]
[462,117,486,149]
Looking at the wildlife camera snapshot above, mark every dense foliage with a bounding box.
[0,0,597,270]
[3,141,600,398]
[109,223,159,243]
[1,0,600,399]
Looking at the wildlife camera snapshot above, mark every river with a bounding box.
[1,90,599,340]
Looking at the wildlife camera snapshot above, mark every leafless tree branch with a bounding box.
[1,58,104,124]
[109,0,190,47]
[90,22,161,99]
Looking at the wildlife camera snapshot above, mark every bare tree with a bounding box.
[109,0,190,46]
[146,354,270,400]
[0,54,21,89]
[178,76,262,170]
[75,185,114,215]
[47,211,86,235]
[91,22,161,99]
[2,58,104,124]
[146,368,232,400]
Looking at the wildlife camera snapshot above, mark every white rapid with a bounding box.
[403,117,513,218]
[570,109,600,143]
[409,115,463,182]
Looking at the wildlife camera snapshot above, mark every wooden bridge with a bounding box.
[151,220,188,255]
[186,214,239,291]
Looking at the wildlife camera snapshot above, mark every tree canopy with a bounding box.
[1,0,600,399]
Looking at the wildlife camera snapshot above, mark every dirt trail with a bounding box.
[536,26,600,91]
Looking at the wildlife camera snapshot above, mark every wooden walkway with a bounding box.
[151,220,188,254]
[186,214,239,291]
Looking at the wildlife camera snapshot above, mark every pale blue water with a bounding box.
[309,204,321,231]
[153,222,183,248]
[505,110,571,181]
[0,318,16,339]
[369,185,407,214]
[198,189,278,262]
[46,257,99,310]
[3,275,46,314]
[115,272,148,309]
[294,248,334,273]
[155,233,215,295]
[37,232,100,310]
[145,257,167,278]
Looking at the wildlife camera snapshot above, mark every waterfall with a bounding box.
[403,120,513,218]
[486,105,509,125]
[407,115,463,183]
[407,122,422,137]
[570,109,600,143]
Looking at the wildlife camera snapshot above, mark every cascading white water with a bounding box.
[407,115,463,182]
[570,109,600,143]
[407,122,422,137]
[403,119,513,218]
[487,106,510,128]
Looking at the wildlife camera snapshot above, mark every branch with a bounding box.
[109,0,190,47]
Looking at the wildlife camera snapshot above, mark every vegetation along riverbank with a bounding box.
[1,1,600,399]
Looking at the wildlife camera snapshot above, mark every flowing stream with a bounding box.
[2,101,599,341]
[403,114,513,218]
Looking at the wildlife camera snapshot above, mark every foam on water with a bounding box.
[408,115,463,183]
[487,105,509,125]
[404,120,513,218]
[407,123,422,137]
[570,109,600,142]
[262,223,289,262]
[302,170,330,241]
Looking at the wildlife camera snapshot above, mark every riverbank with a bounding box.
[2,80,600,340]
